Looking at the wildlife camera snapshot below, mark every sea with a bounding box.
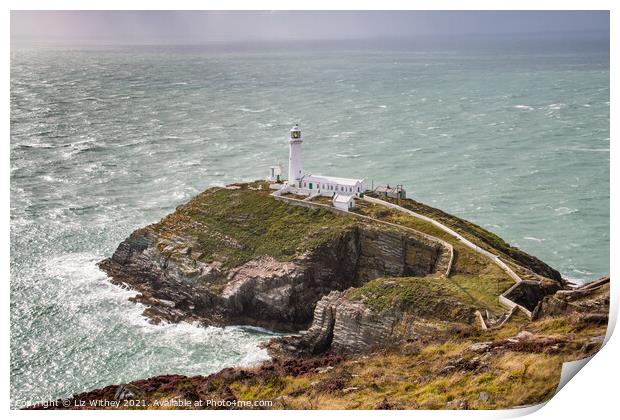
[10,33,609,407]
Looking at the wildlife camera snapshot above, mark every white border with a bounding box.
[3,1,618,11]
[4,2,616,419]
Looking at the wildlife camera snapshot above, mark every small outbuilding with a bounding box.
[374,184,406,199]
[333,193,355,212]
[268,164,282,183]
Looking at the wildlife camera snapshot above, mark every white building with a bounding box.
[333,193,356,211]
[271,124,368,211]
[299,175,366,196]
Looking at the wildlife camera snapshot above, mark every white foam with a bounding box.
[524,236,545,242]
[45,253,138,304]
[555,207,579,216]
[575,148,610,153]
[238,107,267,113]
[43,252,273,370]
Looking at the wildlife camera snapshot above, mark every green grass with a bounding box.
[82,182,602,410]
[149,182,556,287]
[147,183,521,307]
[447,274,514,314]
[345,276,479,321]
[353,201,492,274]
[366,194,560,281]
[344,270,516,318]
[151,182,359,269]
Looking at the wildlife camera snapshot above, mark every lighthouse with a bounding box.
[268,124,368,210]
[288,123,304,185]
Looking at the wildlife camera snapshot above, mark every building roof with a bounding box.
[304,174,365,187]
[375,185,406,193]
[333,193,354,203]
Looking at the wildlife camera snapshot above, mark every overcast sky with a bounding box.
[11,10,610,44]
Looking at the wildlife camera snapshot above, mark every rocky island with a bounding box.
[35,181,609,410]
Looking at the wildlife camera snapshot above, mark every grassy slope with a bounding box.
[365,194,561,280]
[346,276,479,320]
[147,182,549,314]
[352,200,517,313]
[231,345,563,409]
[227,314,605,409]
[354,200,500,273]
[58,302,604,410]
[151,181,358,269]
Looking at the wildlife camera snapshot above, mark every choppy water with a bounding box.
[10,36,609,406]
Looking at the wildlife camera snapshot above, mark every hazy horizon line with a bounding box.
[11,10,609,46]
[11,29,610,48]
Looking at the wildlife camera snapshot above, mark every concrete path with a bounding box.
[364,196,523,284]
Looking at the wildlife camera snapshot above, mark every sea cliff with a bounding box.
[33,181,608,409]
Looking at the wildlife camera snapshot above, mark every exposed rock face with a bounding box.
[266,291,399,356]
[535,276,610,319]
[356,228,442,280]
[264,283,478,356]
[99,230,227,325]
[99,224,445,331]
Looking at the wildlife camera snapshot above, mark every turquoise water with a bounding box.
[10,37,609,406]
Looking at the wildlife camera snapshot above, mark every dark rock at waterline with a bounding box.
[99,223,447,332]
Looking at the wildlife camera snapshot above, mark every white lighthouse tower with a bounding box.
[288,123,304,186]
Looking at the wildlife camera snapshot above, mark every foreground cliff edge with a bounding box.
[33,181,609,409]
